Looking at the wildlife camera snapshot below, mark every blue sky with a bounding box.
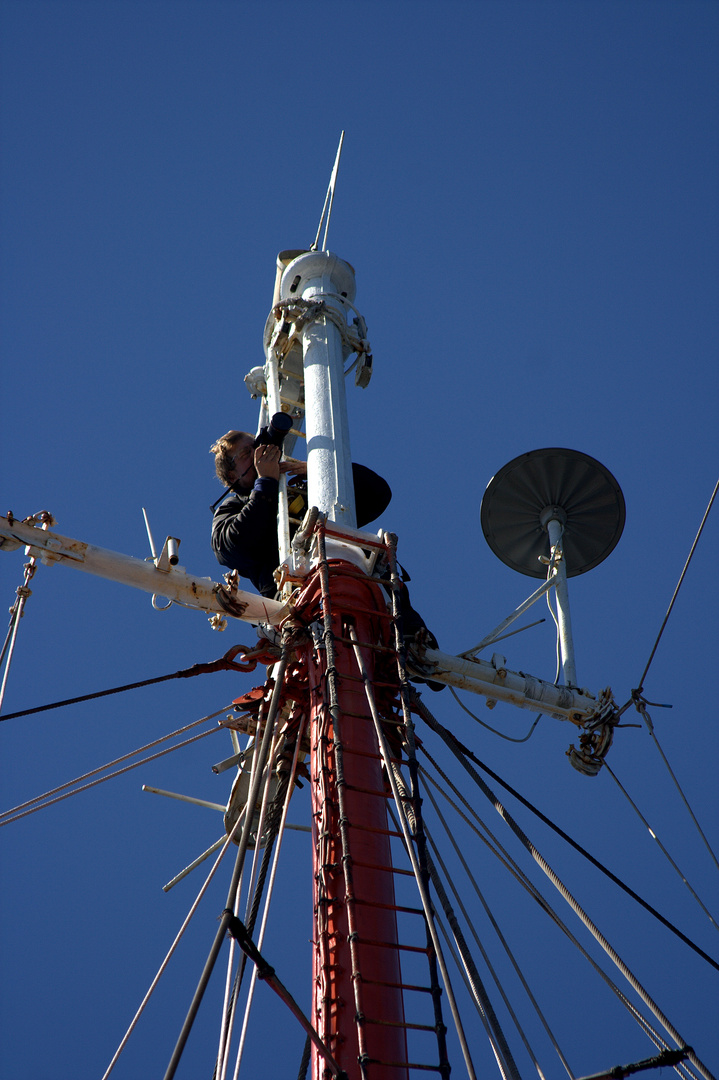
[1,2,718,1078]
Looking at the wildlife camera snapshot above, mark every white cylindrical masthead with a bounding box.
[280,251,357,529]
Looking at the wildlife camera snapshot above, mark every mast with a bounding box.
[276,250,411,1077]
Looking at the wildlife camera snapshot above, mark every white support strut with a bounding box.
[407,646,599,723]
[545,515,578,687]
[0,516,287,626]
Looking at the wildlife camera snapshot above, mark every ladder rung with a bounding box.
[339,745,405,765]
[334,634,397,654]
[331,708,403,725]
[354,897,424,916]
[325,671,398,688]
[361,977,436,995]
[343,783,391,799]
[348,822,404,839]
[343,782,413,802]
[364,1017,439,1033]
[352,859,415,877]
[355,937,428,955]
[364,1060,445,1073]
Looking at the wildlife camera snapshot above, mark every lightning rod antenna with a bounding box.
[311,131,345,252]
[142,507,158,560]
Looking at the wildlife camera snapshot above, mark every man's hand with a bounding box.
[280,457,307,479]
[254,443,281,481]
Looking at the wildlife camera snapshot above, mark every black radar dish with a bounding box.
[480,448,626,578]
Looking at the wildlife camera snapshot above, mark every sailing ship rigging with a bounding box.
[1,159,717,1078]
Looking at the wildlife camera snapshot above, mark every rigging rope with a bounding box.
[315,522,373,1078]
[418,780,564,1080]
[415,750,701,1080]
[101,778,253,1079]
[418,693,719,972]
[0,557,38,712]
[218,725,291,1080]
[603,763,719,934]
[431,896,522,1080]
[621,478,719,878]
[230,718,307,1080]
[386,794,523,1080]
[0,642,274,722]
[635,477,718,694]
[574,1047,691,1080]
[163,639,292,1080]
[217,724,282,1080]
[632,699,719,876]
[412,693,714,1080]
[0,706,236,827]
[383,530,452,1080]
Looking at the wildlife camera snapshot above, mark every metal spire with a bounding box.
[311,131,345,252]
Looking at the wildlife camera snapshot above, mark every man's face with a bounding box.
[230,434,257,488]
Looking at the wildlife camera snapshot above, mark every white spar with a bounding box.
[407,645,600,724]
[0,516,287,626]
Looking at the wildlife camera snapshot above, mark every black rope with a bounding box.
[0,644,264,722]
[296,1034,312,1080]
[1,671,185,721]
[412,693,719,974]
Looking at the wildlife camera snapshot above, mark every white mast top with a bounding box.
[279,249,358,531]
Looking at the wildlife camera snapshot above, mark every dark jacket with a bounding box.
[211,464,391,597]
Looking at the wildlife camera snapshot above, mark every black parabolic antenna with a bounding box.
[480,448,626,578]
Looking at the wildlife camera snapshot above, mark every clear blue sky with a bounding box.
[1,2,717,1078]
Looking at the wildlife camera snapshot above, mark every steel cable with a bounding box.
[420,693,719,972]
[231,717,307,1080]
[413,698,713,1080]
[0,706,236,826]
[603,762,719,933]
[635,477,718,694]
[419,782,560,1080]
[416,751,700,1080]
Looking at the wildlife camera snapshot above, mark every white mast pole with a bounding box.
[279,251,357,531]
